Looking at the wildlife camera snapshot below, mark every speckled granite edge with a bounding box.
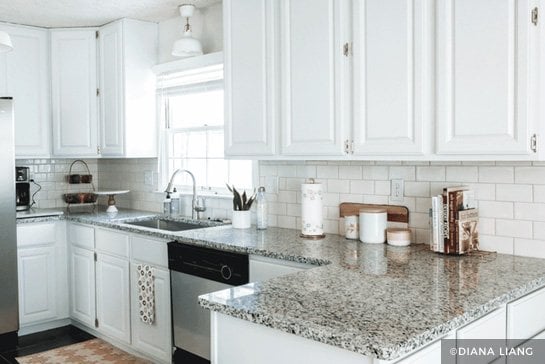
[17,215,64,224]
[199,276,545,360]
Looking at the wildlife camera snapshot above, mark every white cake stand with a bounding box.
[94,190,130,213]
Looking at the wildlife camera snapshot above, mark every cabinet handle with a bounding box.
[531,134,538,153]
[532,7,539,26]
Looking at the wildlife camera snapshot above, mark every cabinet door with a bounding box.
[96,253,130,344]
[352,0,430,156]
[224,0,277,156]
[69,246,96,327]
[436,0,536,155]
[131,263,171,363]
[51,29,99,157]
[17,246,56,325]
[98,22,124,156]
[279,0,350,156]
[0,25,50,157]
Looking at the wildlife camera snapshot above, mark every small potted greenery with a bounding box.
[226,184,255,229]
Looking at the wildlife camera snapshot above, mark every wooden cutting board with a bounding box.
[339,203,409,224]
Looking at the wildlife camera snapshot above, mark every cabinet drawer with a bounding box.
[17,222,56,247]
[68,223,95,250]
[508,287,545,340]
[95,228,129,258]
[249,255,313,282]
[457,306,506,340]
[130,236,168,268]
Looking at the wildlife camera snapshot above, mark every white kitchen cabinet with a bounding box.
[130,263,171,363]
[0,23,50,158]
[223,0,277,157]
[69,245,96,327]
[17,221,68,329]
[249,255,313,282]
[96,252,131,344]
[507,286,545,343]
[279,0,350,156]
[436,0,538,156]
[98,19,157,157]
[351,0,431,156]
[51,29,99,157]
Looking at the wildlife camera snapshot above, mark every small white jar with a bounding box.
[359,207,387,244]
[344,215,359,240]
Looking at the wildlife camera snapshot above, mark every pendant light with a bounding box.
[171,4,203,58]
[0,31,13,53]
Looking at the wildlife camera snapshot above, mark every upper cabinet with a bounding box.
[224,0,542,160]
[0,24,50,158]
[51,29,99,157]
[436,0,538,156]
[98,19,157,158]
[279,0,349,156]
[223,0,277,156]
[352,0,431,156]
[51,19,157,158]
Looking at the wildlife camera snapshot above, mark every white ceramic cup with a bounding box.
[232,210,251,229]
[359,208,387,244]
[344,215,359,240]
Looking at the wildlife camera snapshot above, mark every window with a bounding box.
[159,65,253,194]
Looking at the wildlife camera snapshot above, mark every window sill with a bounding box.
[157,189,233,200]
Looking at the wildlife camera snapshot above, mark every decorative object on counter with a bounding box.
[359,207,387,244]
[172,4,203,58]
[386,228,411,246]
[430,186,478,255]
[339,203,409,225]
[344,215,359,240]
[301,179,325,239]
[93,190,129,214]
[226,184,256,229]
[256,187,267,230]
[64,160,97,211]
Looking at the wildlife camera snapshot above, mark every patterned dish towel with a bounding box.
[137,264,155,325]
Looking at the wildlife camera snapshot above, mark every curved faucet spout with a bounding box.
[165,169,198,219]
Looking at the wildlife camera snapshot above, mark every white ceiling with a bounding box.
[0,0,221,28]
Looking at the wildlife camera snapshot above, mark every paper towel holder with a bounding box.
[300,178,326,240]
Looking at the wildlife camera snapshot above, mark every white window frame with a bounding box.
[157,62,257,197]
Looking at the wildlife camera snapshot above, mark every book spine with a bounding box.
[437,195,444,253]
[443,191,449,253]
[431,197,438,252]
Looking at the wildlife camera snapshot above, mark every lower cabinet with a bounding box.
[249,255,314,282]
[130,263,172,363]
[69,247,96,327]
[96,253,131,344]
[17,221,68,330]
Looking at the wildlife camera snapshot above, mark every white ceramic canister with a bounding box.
[232,210,251,229]
[344,215,359,240]
[359,207,387,244]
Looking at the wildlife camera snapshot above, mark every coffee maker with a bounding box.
[16,167,30,211]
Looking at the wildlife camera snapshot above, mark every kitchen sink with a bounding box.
[125,218,208,232]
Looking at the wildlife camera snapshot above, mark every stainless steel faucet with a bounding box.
[165,169,197,219]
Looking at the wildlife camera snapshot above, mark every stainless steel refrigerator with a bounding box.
[0,97,18,348]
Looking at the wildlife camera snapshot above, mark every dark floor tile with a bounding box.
[0,325,94,363]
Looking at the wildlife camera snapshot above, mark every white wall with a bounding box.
[158,3,223,64]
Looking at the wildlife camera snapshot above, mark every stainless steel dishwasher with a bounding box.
[168,242,249,363]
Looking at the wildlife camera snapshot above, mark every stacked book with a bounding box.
[430,186,479,255]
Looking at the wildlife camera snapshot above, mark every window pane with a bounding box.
[207,130,224,158]
[185,159,207,187]
[207,159,229,189]
[169,89,224,128]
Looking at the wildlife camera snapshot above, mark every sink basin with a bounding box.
[125,218,207,232]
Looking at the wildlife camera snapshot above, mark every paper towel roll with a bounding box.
[301,180,323,236]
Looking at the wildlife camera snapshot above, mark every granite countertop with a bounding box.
[17,208,545,361]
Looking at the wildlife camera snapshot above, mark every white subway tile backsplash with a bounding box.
[479,235,514,254]
[446,166,479,182]
[515,203,545,221]
[404,182,430,197]
[495,219,533,238]
[533,185,545,203]
[374,181,390,195]
[339,166,363,180]
[339,193,364,203]
[362,166,389,180]
[317,165,339,179]
[389,166,416,181]
[349,180,374,195]
[479,167,514,183]
[514,238,545,258]
[416,166,445,182]
[327,179,350,193]
[478,218,496,235]
[479,201,514,219]
[534,222,545,240]
[496,184,533,202]
[515,167,545,184]
[296,165,317,178]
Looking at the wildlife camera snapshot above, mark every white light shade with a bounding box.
[0,31,13,53]
[172,30,203,58]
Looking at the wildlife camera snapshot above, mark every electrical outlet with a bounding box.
[144,171,153,185]
[391,179,404,202]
